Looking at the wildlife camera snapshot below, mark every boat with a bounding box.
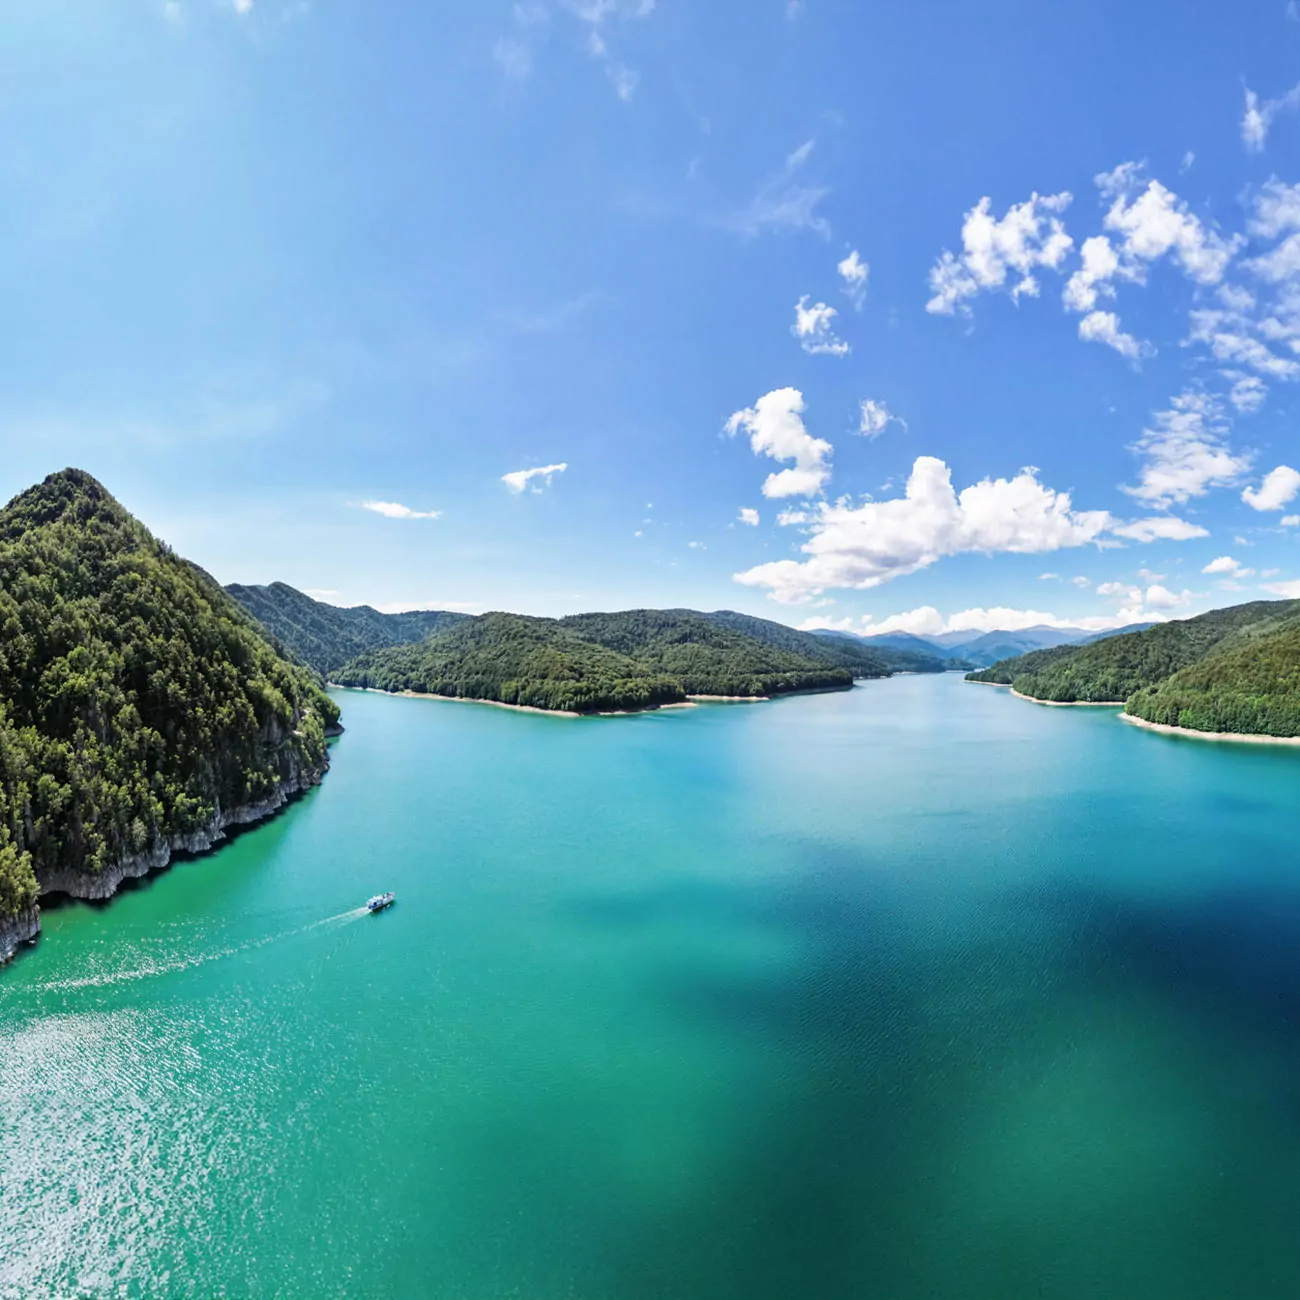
[366,892,395,912]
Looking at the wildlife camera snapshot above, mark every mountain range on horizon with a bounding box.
[811,622,1157,669]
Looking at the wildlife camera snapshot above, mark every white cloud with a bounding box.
[1039,572,1062,581]
[1108,515,1209,542]
[1096,581,1128,596]
[360,500,442,520]
[1242,84,1300,152]
[1100,170,1242,285]
[1062,234,1123,312]
[1072,575,1091,588]
[792,296,849,355]
[926,191,1074,316]
[728,140,830,238]
[732,456,1109,602]
[838,249,869,308]
[797,615,860,633]
[687,540,706,550]
[1143,584,1193,610]
[302,588,340,601]
[1283,515,1300,527]
[1249,179,1300,239]
[1242,464,1300,511]
[858,399,905,438]
[502,462,568,493]
[1078,309,1149,360]
[1122,391,1250,507]
[232,0,252,12]
[1180,151,1196,173]
[1228,373,1268,413]
[863,603,1162,637]
[738,507,760,526]
[725,388,832,499]
[1203,555,1255,578]
[1264,578,1300,597]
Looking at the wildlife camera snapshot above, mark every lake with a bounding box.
[3,674,1300,1298]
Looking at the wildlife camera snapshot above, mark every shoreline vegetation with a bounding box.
[332,681,857,716]
[967,599,1300,744]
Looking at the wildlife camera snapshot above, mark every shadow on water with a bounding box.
[564,839,1300,1300]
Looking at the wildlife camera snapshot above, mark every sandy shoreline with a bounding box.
[1010,688,1125,708]
[965,679,1124,706]
[1120,713,1300,747]
[329,684,702,718]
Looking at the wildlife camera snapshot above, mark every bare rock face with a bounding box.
[35,746,329,904]
[0,907,39,964]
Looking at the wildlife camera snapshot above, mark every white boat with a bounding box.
[366,892,395,912]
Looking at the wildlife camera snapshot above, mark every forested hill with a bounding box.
[227,581,469,676]
[967,599,1300,736]
[330,606,912,711]
[0,470,339,928]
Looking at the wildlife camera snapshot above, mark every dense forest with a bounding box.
[227,581,470,676]
[0,471,338,922]
[328,607,906,709]
[968,599,1300,735]
[336,612,690,712]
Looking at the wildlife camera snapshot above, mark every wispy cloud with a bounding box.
[360,500,442,520]
[503,462,568,493]
[723,140,831,239]
[792,296,849,355]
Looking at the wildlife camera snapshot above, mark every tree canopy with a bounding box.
[0,470,338,918]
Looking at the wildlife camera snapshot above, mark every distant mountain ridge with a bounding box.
[852,622,1155,668]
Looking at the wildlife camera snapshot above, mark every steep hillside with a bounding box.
[967,600,1300,731]
[0,471,339,950]
[227,581,469,676]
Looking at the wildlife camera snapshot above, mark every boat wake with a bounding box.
[19,907,374,994]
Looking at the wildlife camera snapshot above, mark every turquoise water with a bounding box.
[4,675,1300,1298]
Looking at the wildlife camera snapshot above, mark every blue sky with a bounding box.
[4,0,1300,635]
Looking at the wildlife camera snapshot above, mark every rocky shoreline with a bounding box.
[0,907,40,964]
[1,746,331,964]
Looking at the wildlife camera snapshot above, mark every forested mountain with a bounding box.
[335,612,688,712]
[967,599,1300,735]
[0,471,338,936]
[227,581,469,676]
[330,606,905,710]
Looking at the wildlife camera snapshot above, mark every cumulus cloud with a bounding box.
[1109,515,1210,542]
[1242,464,1300,511]
[502,462,568,493]
[792,296,849,355]
[1227,373,1268,413]
[1203,555,1255,578]
[926,191,1074,316]
[1078,309,1149,360]
[1096,581,1128,596]
[1242,84,1300,152]
[360,500,442,520]
[1264,578,1300,597]
[1283,515,1300,527]
[838,249,869,308]
[725,388,832,499]
[856,602,1165,637]
[738,507,760,526]
[858,399,905,438]
[1062,234,1124,313]
[732,456,1110,602]
[1122,391,1250,507]
[1142,584,1194,610]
